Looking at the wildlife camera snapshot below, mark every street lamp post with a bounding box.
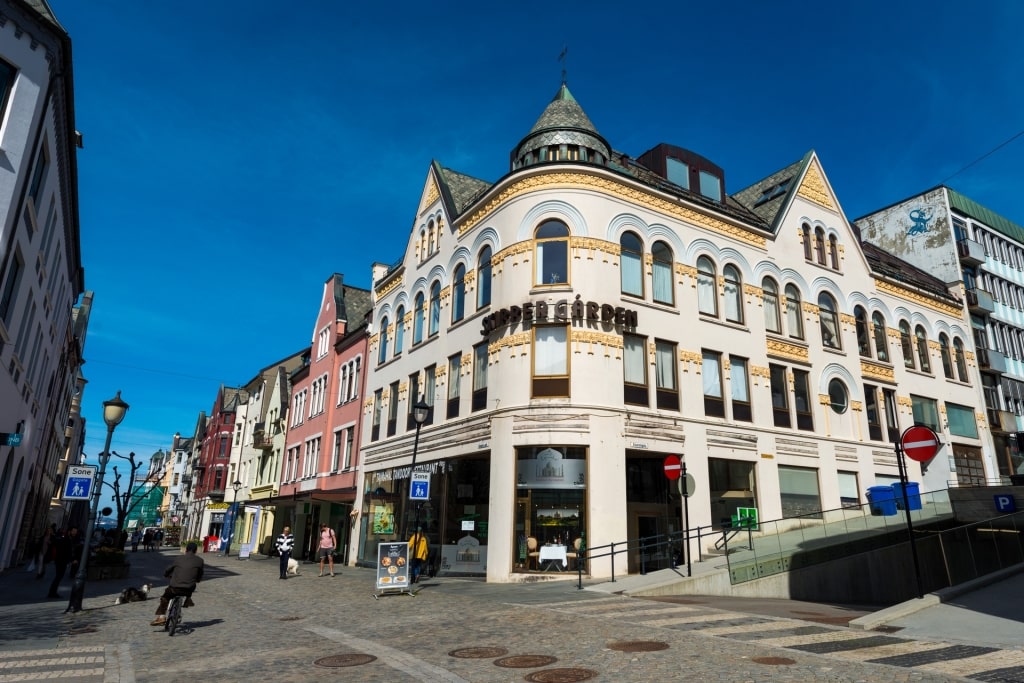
[67,391,129,613]
[403,400,430,574]
[223,480,242,556]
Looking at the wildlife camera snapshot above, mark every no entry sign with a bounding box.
[663,455,682,480]
[901,425,939,462]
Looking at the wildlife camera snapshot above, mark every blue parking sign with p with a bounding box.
[995,494,1016,513]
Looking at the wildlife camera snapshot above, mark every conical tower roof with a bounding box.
[511,84,610,170]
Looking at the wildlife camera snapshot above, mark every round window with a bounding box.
[828,379,848,414]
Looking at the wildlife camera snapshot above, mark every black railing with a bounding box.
[574,525,716,590]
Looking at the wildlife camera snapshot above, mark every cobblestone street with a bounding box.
[3,548,1024,682]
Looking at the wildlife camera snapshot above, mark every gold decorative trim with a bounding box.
[927,339,941,351]
[744,283,763,303]
[457,172,766,247]
[421,176,440,210]
[818,394,831,406]
[572,236,618,262]
[850,400,863,412]
[874,279,963,317]
[750,365,770,385]
[375,274,404,301]
[796,162,836,210]
[572,330,623,358]
[860,360,895,383]
[679,349,702,367]
[766,338,809,363]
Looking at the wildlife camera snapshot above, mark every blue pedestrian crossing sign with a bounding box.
[410,472,430,500]
[63,465,96,501]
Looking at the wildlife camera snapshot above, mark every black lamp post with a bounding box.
[224,480,242,556]
[404,400,430,569]
[67,391,129,613]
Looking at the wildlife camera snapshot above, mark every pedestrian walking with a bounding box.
[408,526,428,584]
[143,529,154,552]
[47,527,82,599]
[317,523,337,577]
[130,529,142,552]
[275,526,294,579]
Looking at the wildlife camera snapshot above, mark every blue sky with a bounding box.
[48,1,1023,481]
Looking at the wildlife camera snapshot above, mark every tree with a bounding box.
[102,451,165,545]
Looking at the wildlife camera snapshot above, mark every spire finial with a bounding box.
[558,45,568,85]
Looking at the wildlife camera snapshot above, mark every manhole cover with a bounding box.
[524,668,599,682]
[607,640,669,652]
[278,616,304,621]
[751,656,795,666]
[449,646,509,659]
[314,654,377,668]
[494,655,558,668]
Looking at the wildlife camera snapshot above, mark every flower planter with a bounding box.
[86,563,131,580]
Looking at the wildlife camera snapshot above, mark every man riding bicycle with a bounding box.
[151,542,204,626]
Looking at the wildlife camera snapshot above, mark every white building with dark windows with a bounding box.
[358,84,995,582]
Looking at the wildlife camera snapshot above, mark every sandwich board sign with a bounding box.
[374,541,411,597]
[63,465,96,501]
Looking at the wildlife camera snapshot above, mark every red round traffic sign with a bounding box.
[663,454,682,480]
[901,425,939,462]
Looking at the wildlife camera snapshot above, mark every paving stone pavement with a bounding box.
[2,548,1023,682]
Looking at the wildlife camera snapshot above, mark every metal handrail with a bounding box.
[574,524,717,590]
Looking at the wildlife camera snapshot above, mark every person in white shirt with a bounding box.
[275,527,294,580]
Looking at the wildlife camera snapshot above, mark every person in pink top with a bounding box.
[317,523,337,577]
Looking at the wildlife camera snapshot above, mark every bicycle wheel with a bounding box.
[166,597,181,636]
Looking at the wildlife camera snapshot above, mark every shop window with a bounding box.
[702,349,725,417]
[872,311,889,362]
[515,447,587,572]
[620,231,643,297]
[394,306,405,356]
[654,339,679,411]
[709,457,756,530]
[452,265,466,323]
[763,277,781,333]
[854,306,870,357]
[794,369,813,430]
[623,333,648,406]
[652,241,674,305]
[779,465,821,518]
[785,284,803,339]
[696,256,717,316]
[865,384,883,441]
[535,220,569,285]
[447,353,461,419]
[723,264,743,323]
[769,364,790,428]
[730,355,752,422]
[477,246,492,309]
[472,342,488,412]
[533,324,569,397]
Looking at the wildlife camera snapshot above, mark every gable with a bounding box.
[418,171,442,215]
[795,158,838,212]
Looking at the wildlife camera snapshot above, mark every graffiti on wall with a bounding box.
[907,208,934,236]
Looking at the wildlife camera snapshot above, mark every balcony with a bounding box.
[976,347,1007,374]
[988,409,1018,432]
[253,433,274,450]
[966,288,995,315]
[957,238,986,266]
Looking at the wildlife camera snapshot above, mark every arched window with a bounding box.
[899,321,914,368]
[394,306,405,356]
[696,256,717,316]
[477,246,492,309]
[413,292,425,345]
[872,312,889,362]
[939,333,954,378]
[818,293,840,349]
[762,277,781,333]
[785,284,803,339]
[620,231,643,297]
[427,220,436,255]
[377,316,389,365]
[652,241,674,305]
[535,220,569,285]
[915,325,931,372]
[814,228,826,264]
[829,235,840,269]
[801,224,812,260]
[428,281,441,337]
[723,264,743,323]
[854,306,870,357]
[954,338,969,382]
[452,265,466,323]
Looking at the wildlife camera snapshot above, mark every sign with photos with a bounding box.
[375,542,410,592]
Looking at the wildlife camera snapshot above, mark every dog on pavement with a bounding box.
[114,582,152,605]
[286,557,301,576]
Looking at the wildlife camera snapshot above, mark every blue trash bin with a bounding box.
[867,485,898,516]
[891,482,922,511]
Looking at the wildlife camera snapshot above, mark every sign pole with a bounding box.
[895,435,924,599]
[682,462,691,578]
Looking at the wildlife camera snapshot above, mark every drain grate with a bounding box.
[524,668,599,682]
[751,656,795,666]
[278,616,305,621]
[449,646,509,659]
[314,654,377,668]
[607,640,669,652]
[494,654,558,668]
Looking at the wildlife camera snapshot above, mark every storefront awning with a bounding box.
[265,488,357,505]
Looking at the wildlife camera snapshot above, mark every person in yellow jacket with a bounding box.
[408,527,429,584]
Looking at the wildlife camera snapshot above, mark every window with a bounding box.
[939,334,953,379]
[371,389,382,441]
[343,428,354,470]
[818,293,840,349]
[472,343,488,411]
[785,284,803,339]
[652,241,674,305]
[723,264,743,323]
[428,281,441,337]
[883,388,900,442]
[654,339,679,411]
[696,256,717,316]
[814,228,826,265]
[911,395,940,432]
[779,465,821,518]
[899,320,914,368]
[407,372,420,430]
[533,324,569,397]
[770,364,790,428]
[623,333,648,406]
[865,384,882,441]
[730,355,752,422]
[477,247,492,309]
[838,471,860,508]
[763,277,781,333]
[447,353,461,419]
[413,292,425,345]
[828,379,848,414]
[946,402,978,438]
[424,364,436,425]
[620,231,643,297]
[828,235,839,270]
[387,382,399,437]
[954,338,969,382]
[331,430,342,472]
[394,306,405,356]
[452,265,466,323]
[854,306,870,357]
[793,370,813,430]
[0,249,24,325]
[535,220,569,285]
[666,157,689,188]
[699,170,722,201]
[0,59,15,124]
[914,325,931,373]
[377,316,389,364]
[28,145,48,209]
[801,224,812,260]
[872,312,889,362]
[702,350,725,417]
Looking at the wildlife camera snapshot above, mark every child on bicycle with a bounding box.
[151,542,204,626]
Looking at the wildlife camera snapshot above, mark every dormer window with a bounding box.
[667,158,690,189]
[699,171,722,202]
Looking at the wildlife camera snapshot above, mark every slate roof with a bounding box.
[435,164,491,215]
[861,241,960,303]
[732,154,808,230]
